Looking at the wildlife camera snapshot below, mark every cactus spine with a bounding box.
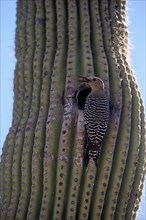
[0,0,145,219]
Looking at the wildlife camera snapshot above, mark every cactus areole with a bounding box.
[0,0,145,220]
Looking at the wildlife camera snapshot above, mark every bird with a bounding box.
[79,76,110,165]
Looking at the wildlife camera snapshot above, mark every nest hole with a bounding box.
[75,84,91,110]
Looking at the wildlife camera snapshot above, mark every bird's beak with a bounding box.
[79,76,91,82]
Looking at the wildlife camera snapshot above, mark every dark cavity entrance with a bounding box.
[75,84,91,110]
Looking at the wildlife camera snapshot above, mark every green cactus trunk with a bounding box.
[0,0,145,219]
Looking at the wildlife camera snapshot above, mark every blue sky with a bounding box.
[127,1,146,106]
[0,1,145,219]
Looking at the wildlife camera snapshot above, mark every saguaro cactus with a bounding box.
[0,0,145,219]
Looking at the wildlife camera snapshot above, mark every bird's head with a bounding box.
[79,76,104,92]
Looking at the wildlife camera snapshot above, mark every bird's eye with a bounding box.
[93,78,96,81]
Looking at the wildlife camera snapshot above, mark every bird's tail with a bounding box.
[84,137,102,166]
[89,150,99,161]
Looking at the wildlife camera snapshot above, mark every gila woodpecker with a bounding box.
[79,76,110,165]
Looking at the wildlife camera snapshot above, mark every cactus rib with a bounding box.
[1,0,27,219]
